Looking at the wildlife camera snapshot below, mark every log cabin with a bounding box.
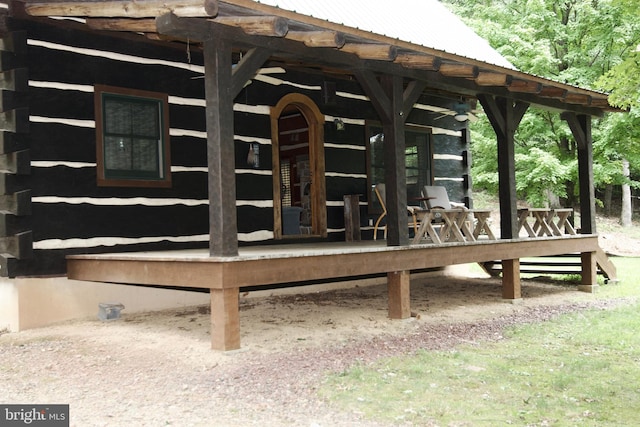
[0,0,619,350]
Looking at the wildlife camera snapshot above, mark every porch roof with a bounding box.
[248,0,516,70]
[19,0,616,116]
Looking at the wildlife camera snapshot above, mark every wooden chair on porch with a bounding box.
[413,185,495,243]
[372,183,420,240]
[419,185,470,242]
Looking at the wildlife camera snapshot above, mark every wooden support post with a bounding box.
[381,75,408,246]
[562,112,596,234]
[203,37,238,257]
[388,270,410,319]
[355,71,426,247]
[210,287,240,351]
[501,259,521,300]
[478,95,529,239]
[579,252,599,293]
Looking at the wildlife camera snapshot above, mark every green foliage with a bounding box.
[443,0,640,207]
[592,106,640,200]
[515,147,570,206]
[469,123,499,193]
[597,50,640,109]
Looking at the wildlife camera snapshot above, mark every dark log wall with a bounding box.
[2,14,470,277]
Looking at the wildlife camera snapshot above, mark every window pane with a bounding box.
[132,138,159,172]
[131,103,160,138]
[104,136,132,170]
[104,99,132,134]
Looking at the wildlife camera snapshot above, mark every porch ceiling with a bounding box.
[19,0,617,116]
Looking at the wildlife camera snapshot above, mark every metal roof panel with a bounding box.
[254,0,516,69]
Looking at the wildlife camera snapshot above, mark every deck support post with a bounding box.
[579,252,598,293]
[210,287,241,351]
[388,270,410,318]
[501,259,521,300]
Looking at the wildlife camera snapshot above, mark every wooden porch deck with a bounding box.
[67,235,602,350]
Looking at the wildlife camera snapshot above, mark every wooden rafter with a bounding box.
[86,18,157,32]
[439,63,478,78]
[24,0,219,18]
[590,98,610,108]
[19,0,617,115]
[538,86,568,99]
[475,72,512,87]
[286,31,345,48]
[564,93,592,105]
[394,53,440,70]
[340,43,397,61]
[507,79,542,93]
[211,15,288,37]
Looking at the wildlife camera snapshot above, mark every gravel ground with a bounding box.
[1,271,633,427]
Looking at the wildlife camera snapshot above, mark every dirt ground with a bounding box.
[1,257,634,427]
[1,217,639,426]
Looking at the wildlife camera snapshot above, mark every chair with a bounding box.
[372,183,419,240]
[419,185,471,242]
[417,185,495,242]
[421,185,467,210]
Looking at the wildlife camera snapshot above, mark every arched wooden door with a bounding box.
[271,94,327,239]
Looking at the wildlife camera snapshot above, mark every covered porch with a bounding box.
[17,0,620,350]
[67,234,605,350]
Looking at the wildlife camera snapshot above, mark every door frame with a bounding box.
[271,93,327,239]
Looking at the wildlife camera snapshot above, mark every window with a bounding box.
[367,123,432,213]
[95,85,171,187]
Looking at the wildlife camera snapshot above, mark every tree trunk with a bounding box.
[604,184,613,216]
[621,159,632,227]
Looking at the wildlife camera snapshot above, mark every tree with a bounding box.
[443,0,640,216]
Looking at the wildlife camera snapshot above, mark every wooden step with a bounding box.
[479,251,617,283]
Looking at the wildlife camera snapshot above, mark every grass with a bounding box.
[319,256,640,426]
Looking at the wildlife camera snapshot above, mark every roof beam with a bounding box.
[394,53,440,70]
[564,93,592,105]
[474,72,512,87]
[24,0,218,18]
[154,14,607,117]
[211,15,288,37]
[507,79,543,94]
[87,18,157,32]
[286,31,345,48]
[439,63,478,78]
[340,43,397,61]
[538,86,568,99]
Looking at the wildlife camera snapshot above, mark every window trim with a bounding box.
[95,84,171,188]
